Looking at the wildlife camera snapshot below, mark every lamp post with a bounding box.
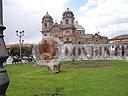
[16,30,24,58]
[0,0,10,95]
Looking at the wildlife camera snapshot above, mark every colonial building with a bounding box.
[110,34,128,44]
[41,8,109,44]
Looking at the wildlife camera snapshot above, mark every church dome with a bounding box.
[42,12,53,22]
[74,21,85,31]
[62,8,74,18]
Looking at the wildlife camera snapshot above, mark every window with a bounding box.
[66,38,69,41]
[44,23,47,28]
[66,31,69,35]
[112,45,114,48]
[65,19,69,24]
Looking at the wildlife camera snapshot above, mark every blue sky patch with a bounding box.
[68,0,88,10]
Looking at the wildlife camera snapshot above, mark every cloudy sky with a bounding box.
[3,0,128,44]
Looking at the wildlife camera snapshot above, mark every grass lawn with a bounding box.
[4,60,128,96]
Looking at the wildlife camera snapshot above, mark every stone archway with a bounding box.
[82,47,87,56]
[104,47,110,56]
[91,46,94,56]
[77,47,81,56]
[65,47,69,56]
[115,46,121,56]
[121,45,125,56]
[126,45,128,56]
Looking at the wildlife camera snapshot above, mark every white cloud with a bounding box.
[3,0,71,44]
[79,6,89,12]
[77,0,128,38]
[86,0,96,6]
[3,0,128,45]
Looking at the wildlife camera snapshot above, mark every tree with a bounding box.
[9,45,20,56]
[21,46,32,57]
[9,44,32,57]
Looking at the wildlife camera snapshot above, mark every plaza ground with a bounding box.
[5,60,128,96]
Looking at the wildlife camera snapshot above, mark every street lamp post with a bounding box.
[16,30,24,58]
[0,0,10,95]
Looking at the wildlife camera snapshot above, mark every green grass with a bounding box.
[5,60,128,96]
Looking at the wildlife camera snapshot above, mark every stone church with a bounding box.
[41,8,109,44]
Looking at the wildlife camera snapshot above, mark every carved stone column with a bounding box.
[0,0,10,95]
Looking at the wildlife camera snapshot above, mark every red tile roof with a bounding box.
[111,34,128,40]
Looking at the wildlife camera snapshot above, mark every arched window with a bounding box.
[44,23,47,28]
[115,46,121,56]
[66,31,69,35]
[65,19,69,24]
[66,38,69,41]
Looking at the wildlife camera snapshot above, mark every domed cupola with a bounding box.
[62,8,74,19]
[62,8,75,26]
[42,12,53,22]
[42,12,53,32]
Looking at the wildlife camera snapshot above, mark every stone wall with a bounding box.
[61,44,128,60]
[33,44,128,62]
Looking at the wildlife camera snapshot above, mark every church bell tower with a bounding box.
[62,8,76,43]
[41,12,53,36]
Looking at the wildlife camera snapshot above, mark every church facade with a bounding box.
[41,8,109,44]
